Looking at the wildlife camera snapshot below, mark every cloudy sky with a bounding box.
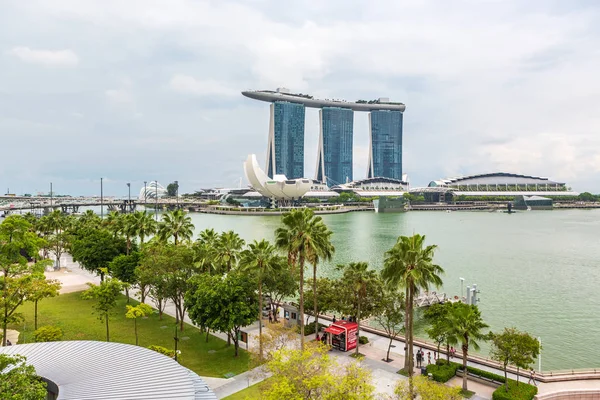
[1,0,600,196]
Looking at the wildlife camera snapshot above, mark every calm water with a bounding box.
[185,209,600,371]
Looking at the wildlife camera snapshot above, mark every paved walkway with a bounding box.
[46,260,600,399]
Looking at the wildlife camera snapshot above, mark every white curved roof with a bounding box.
[429,172,565,187]
[139,181,168,200]
[0,341,216,400]
[243,154,311,200]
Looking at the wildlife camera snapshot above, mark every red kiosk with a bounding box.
[323,320,358,352]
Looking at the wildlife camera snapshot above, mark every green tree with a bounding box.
[44,210,70,269]
[77,210,102,230]
[373,285,405,362]
[0,215,48,346]
[157,209,194,245]
[109,252,141,303]
[511,330,541,386]
[0,354,47,400]
[263,344,375,400]
[125,303,153,346]
[27,275,61,330]
[275,208,334,349]
[137,243,169,319]
[381,234,444,383]
[446,303,489,391]
[104,211,123,238]
[34,325,63,342]
[215,230,245,272]
[166,181,179,197]
[185,271,258,357]
[82,276,125,342]
[336,262,384,355]
[303,277,337,326]
[240,239,282,360]
[121,213,137,255]
[263,257,297,322]
[578,192,596,202]
[423,302,453,363]
[131,211,157,245]
[71,229,127,281]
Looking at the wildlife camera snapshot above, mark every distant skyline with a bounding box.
[1,1,600,195]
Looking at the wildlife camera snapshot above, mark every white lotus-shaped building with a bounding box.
[244,154,311,200]
[139,181,168,200]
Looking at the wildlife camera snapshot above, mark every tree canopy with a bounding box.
[70,228,127,281]
[0,354,47,400]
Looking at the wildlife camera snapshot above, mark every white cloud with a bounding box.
[169,74,236,96]
[8,47,79,67]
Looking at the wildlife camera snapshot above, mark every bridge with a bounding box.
[0,197,209,215]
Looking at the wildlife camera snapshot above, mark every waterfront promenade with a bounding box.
[41,255,600,399]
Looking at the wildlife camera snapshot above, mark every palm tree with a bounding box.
[215,230,245,272]
[274,208,334,350]
[342,262,378,355]
[381,234,444,379]
[157,209,194,245]
[446,303,489,391]
[79,209,102,229]
[104,211,123,238]
[240,239,281,360]
[132,211,157,245]
[198,228,219,245]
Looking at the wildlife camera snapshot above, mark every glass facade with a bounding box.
[267,101,305,179]
[317,107,353,186]
[368,110,403,180]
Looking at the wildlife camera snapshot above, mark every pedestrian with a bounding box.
[333,315,336,323]
[450,346,455,359]
[342,316,346,321]
[434,350,437,360]
[528,370,537,386]
[6,339,12,346]
[268,311,273,324]
[416,351,422,367]
[427,351,431,365]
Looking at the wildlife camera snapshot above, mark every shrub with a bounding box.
[359,336,369,345]
[425,361,460,382]
[34,326,63,342]
[148,345,175,358]
[299,322,326,336]
[458,365,506,383]
[492,380,537,400]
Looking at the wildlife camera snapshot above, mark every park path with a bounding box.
[45,258,600,399]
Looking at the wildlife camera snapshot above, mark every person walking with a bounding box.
[416,351,422,367]
[332,315,337,323]
[268,310,273,324]
[528,370,537,386]
[427,351,432,365]
[450,346,455,359]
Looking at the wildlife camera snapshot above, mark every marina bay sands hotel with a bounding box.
[242,88,405,186]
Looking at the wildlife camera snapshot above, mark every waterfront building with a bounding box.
[242,88,405,184]
[367,109,403,180]
[266,101,306,179]
[422,172,579,200]
[244,154,311,202]
[332,177,408,198]
[315,107,354,186]
[138,181,167,200]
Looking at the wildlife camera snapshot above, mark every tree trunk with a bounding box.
[125,287,130,303]
[504,363,509,391]
[313,263,319,340]
[2,307,7,346]
[403,285,411,372]
[407,284,414,399]
[234,336,239,357]
[35,300,39,331]
[134,318,138,346]
[355,298,361,355]
[258,280,263,361]
[206,328,210,343]
[446,342,450,363]
[387,337,393,362]
[100,271,105,282]
[106,315,110,342]
[299,255,305,350]
[462,343,468,391]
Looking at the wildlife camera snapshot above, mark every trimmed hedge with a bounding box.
[458,364,506,383]
[299,322,326,336]
[492,380,537,400]
[358,336,369,345]
[425,361,460,382]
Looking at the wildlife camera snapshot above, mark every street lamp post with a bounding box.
[100,178,104,218]
[127,183,131,213]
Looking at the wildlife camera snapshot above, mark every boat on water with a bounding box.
[373,196,407,213]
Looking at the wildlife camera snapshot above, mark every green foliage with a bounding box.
[458,364,506,383]
[358,336,369,344]
[166,181,179,197]
[110,252,141,285]
[186,271,258,357]
[302,277,337,319]
[492,380,537,400]
[148,344,176,358]
[81,277,125,341]
[70,228,127,280]
[373,285,404,361]
[0,354,47,400]
[263,344,375,400]
[490,327,541,389]
[157,209,194,245]
[577,192,599,202]
[214,230,245,272]
[262,258,297,320]
[33,325,63,342]
[299,321,326,336]
[426,361,460,382]
[395,375,462,400]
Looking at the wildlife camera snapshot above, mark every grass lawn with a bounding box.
[9,291,251,378]
[222,378,272,400]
